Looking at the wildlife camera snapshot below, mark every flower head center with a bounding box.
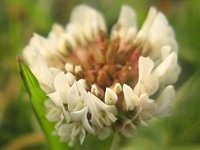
[67,32,140,92]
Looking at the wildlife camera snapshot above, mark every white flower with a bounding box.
[111,5,137,43]
[153,47,181,86]
[58,106,94,145]
[22,4,180,145]
[85,92,117,128]
[137,7,178,60]
[118,119,136,138]
[123,84,139,111]
[134,56,159,96]
[105,88,118,105]
[154,85,175,117]
[44,99,63,122]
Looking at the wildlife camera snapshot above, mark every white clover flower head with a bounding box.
[23,4,180,146]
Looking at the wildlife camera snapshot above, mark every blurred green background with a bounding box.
[1,0,200,149]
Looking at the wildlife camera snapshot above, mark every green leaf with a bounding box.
[17,56,70,150]
[169,145,200,150]
[73,134,114,150]
[172,0,200,67]
[168,70,200,145]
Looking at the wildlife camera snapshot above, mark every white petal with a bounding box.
[134,56,159,95]
[153,52,180,85]
[123,84,139,111]
[156,85,175,117]
[63,111,71,123]
[138,75,159,96]
[119,5,137,30]
[65,26,81,46]
[53,117,64,133]
[137,7,158,39]
[67,82,84,112]
[138,56,154,82]
[23,46,36,66]
[166,65,181,84]
[44,100,62,122]
[57,36,69,55]
[105,88,118,105]
[113,82,122,94]
[75,65,82,73]
[111,5,137,41]
[161,45,172,60]
[154,52,177,77]
[119,119,136,138]
[70,4,107,40]
[84,92,102,127]
[70,107,86,121]
[70,107,94,134]
[97,127,111,140]
[30,33,58,57]
[29,34,47,56]
[77,79,88,90]
[47,92,61,107]
[139,94,157,120]
[125,28,137,42]
[148,13,178,59]
[71,125,81,142]
[48,23,65,38]
[45,109,62,122]
[58,123,74,140]
[49,67,61,76]
[91,84,99,96]
[139,94,152,108]
[44,99,53,108]
[65,72,76,86]
[88,92,117,114]
[54,71,70,93]
[85,92,117,128]
[65,63,74,73]
[23,47,57,92]
[79,128,86,144]
[63,27,79,48]
[66,23,89,46]
[137,7,178,60]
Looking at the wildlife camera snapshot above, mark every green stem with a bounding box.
[110,133,120,150]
